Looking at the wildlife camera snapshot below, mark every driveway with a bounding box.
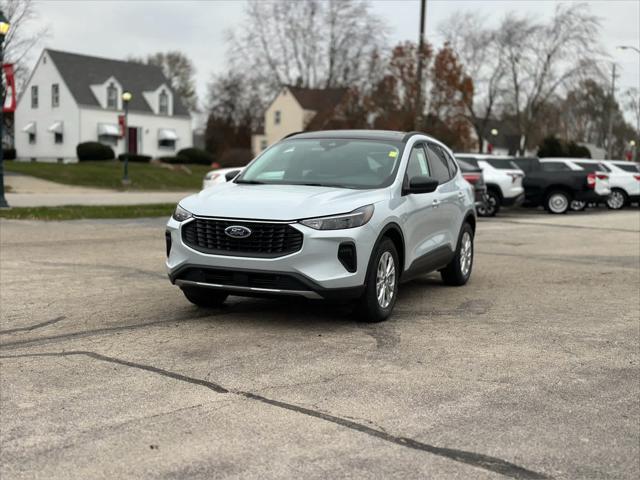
[1,210,638,479]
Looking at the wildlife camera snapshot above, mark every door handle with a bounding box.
[457,191,465,199]
[432,199,440,208]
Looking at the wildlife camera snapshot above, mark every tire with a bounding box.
[479,190,500,216]
[570,200,587,211]
[545,190,570,214]
[441,223,474,286]
[182,286,228,308]
[357,237,399,323]
[606,188,627,210]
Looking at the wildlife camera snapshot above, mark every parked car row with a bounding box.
[454,154,638,214]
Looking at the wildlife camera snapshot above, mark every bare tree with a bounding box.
[1,0,48,87]
[128,51,197,112]
[227,0,387,101]
[497,3,602,154]
[439,13,506,152]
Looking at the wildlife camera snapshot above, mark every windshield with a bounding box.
[236,138,404,189]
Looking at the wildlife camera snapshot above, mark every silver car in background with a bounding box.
[166,130,476,322]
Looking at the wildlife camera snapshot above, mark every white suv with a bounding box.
[167,130,477,322]
[602,160,640,209]
[455,154,524,216]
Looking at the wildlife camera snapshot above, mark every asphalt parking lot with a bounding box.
[1,209,638,480]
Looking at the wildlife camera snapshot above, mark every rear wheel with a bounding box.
[182,287,228,308]
[606,188,627,210]
[357,238,399,323]
[441,223,474,286]
[479,190,500,216]
[545,191,570,214]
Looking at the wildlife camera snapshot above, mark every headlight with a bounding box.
[300,205,374,230]
[172,204,192,222]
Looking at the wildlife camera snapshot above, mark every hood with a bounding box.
[179,183,389,221]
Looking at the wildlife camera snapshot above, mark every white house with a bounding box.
[14,49,192,162]
[251,85,348,156]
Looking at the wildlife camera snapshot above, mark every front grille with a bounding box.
[177,267,311,291]
[182,218,303,257]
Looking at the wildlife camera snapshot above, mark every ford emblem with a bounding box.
[224,225,252,239]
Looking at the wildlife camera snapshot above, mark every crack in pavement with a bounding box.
[0,316,66,335]
[0,350,550,480]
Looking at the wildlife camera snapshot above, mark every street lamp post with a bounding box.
[0,11,10,209]
[617,45,640,55]
[121,91,132,185]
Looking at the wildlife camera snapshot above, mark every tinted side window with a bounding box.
[574,162,605,173]
[438,146,458,177]
[455,156,479,168]
[406,144,430,180]
[511,158,532,173]
[426,144,452,184]
[615,163,640,173]
[541,162,571,172]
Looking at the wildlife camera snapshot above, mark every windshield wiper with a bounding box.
[235,179,264,184]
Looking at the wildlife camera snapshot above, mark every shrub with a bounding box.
[176,147,214,165]
[3,148,16,160]
[157,156,184,164]
[118,153,151,163]
[77,142,115,161]
[538,135,591,159]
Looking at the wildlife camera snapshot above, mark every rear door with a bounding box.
[425,143,459,251]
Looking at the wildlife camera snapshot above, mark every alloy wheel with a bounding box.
[460,231,473,277]
[376,251,396,309]
[607,190,625,210]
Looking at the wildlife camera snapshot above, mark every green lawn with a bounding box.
[5,160,210,191]
[0,204,175,221]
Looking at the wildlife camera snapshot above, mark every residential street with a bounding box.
[1,210,638,479]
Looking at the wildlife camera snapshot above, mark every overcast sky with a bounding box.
[25,0,640,112]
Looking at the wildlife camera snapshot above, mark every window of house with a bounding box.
[158,139,176,149]
[54,132,63,144]
[159,90,169,115]
[31,86,38,108]
[274,110,281,125]
[260,140,268,150]
[52,84,60,107]
[28,133,36,144]
[107,83,118,109]
[99,135,118,146]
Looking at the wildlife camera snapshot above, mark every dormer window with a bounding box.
[159,90,169,115]
[107,83,118,109]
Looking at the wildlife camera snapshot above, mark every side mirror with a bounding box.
[404,175,439,194]
[225,169,241,182]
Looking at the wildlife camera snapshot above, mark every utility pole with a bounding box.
[606,64,617,160]
[415,0,426,131]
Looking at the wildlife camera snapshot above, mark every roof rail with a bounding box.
[282,131,304,140]
[401,131,427,142]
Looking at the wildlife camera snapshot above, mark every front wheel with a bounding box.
[606,189,627,210]
[182,287,228,308]
[545,191,570,214]
[357,238,399,323]
[440,223,474,286]
[570,200,587,211]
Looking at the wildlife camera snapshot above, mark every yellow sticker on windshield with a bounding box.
[388,150,398,158]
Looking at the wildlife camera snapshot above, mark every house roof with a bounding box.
[287,86,348,112]
[46,49,190,116]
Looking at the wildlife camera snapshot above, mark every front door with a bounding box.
[127,127,138,155]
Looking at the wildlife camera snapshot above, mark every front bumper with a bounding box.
[166,216,378,297]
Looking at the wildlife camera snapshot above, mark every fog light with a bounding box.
[338,242,357,273]
[165,231,172,257]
